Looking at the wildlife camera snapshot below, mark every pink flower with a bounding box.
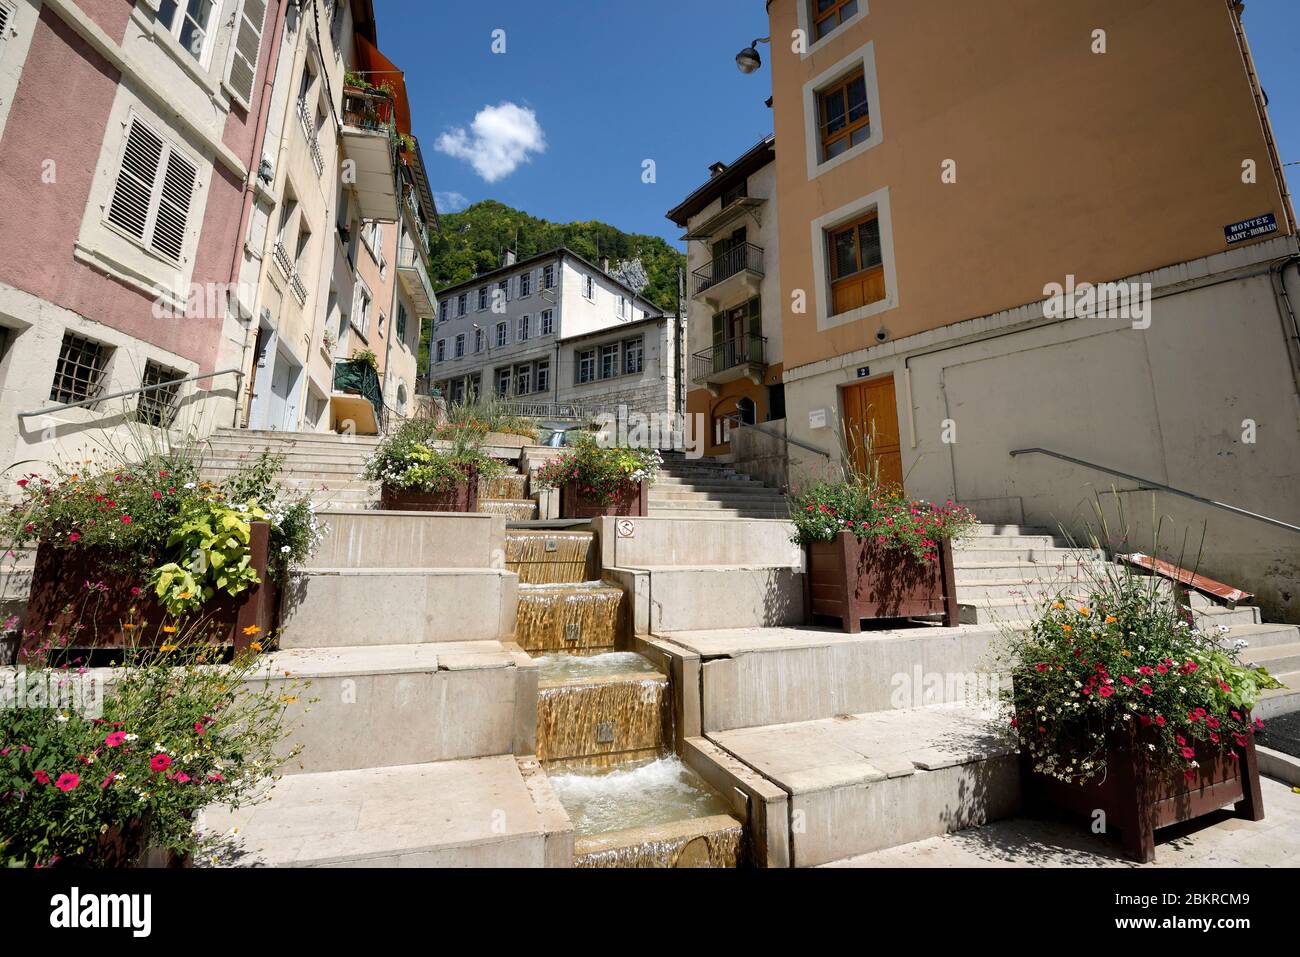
[119,515,132,525]
[1141,685,1153,696]
[1206,716,1220,730]
[68,532,81,543]
[1098,686,1115,698]
[152,491,162,500]
[150,753,171,773]
[55,773,79,792]
[1181,746,1196,759]
[104,731,126,748]
[173,772,191,784]
[100,774,116,789]
[33,770,50,785]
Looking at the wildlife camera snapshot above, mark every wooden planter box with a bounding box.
[20,522,277,660]
[380,466,479,512]
[52,817,190,869]
[803,532,958,632]
[561,480,648,519]
[1019,717,1264,862]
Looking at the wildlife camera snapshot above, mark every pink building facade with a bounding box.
[0,0,285,465]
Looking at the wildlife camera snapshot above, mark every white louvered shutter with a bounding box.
[107,116,198,264]
[108,118,164,243]
[225,0,267,110]
[151,149,197,262]
[0,4,12,43]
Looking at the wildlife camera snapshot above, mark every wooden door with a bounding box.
[841,375,903,490]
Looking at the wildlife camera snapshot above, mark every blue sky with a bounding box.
[374,0,1299,249]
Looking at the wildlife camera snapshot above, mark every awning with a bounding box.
[353,35,411,134]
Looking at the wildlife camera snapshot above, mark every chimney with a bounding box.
[708,162,728,178]
[600,257,609,274]
[503,249,517,267]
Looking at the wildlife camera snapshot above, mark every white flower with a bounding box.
[281,545,291,554]
[184,482,197,490]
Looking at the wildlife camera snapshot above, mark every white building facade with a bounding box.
[431,249,682,421]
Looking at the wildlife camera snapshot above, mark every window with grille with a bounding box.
[575,349,596,384]
[519,271,531,297]
[540,309,554,335]
[514,364,532,396]
[543,264,555,289]
[497,279,509,302]
[624,337,643,375]
[477,286,488,310]
[518,314,530,341]
[496,321,509,347]
[136,360,183,427]
[439,299,449,322]
[457,293,467,316]
[454,334,465,358]
[496,368,511,397]
[436,339,446,362]
[107,115,198,263]
[49,333,111,405]
[535,359,550,394]
[474,328,484,352]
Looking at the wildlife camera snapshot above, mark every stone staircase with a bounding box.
[649,453,789,520]
[201,428,379,509]
[196,509,573,867]
[951,523,1300,717]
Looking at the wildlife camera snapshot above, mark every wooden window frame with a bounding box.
[812,0,858,41]
[827,210,885,316]
[818,68,869,163]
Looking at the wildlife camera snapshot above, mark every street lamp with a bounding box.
[735,37,770,74]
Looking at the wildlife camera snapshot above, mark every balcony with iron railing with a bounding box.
[289,268,308,306]
[396,237,436,317]
[272,241,292,279]
[297,97,325,176]
[340,86,400,221]
[691,242,765,305]
[691,334,767,391]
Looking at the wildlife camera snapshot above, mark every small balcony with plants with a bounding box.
[341,74,400,221]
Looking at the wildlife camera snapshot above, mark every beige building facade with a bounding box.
[763,0,1300,619]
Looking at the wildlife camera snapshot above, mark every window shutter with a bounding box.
[225,0,267,110]
[151,148,197,262]
[108,118,164,242]
[0,3,11,40]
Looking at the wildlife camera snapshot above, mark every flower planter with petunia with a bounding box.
[790,483,976,632]
[365,419,503,513]
[1018,708,1263,862]
[21,521,277,661]
[804,532,959,632]
[534,435,661,520]
[561,479,649,519]
[1000,570,1280,863]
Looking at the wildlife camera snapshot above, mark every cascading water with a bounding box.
[503,527,746,867]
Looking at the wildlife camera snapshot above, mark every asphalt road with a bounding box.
[1259,709,1300,759]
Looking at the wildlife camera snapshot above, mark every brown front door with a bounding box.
[841,374,903,490]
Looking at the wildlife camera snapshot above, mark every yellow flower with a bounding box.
[178,592,191,600]
[161,625,177,634]
[248,642,263,654]
[1061,624,1073,633]
[159,643,178,653]
[1077,606,1091,616]
[280,695,298,704]
[1052,602,1064,610]
[1120,649,1131,657]
[1105,615,1117,624]
[242,625,262,637]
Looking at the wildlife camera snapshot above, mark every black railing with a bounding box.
[691,335,767,384]
[691,242,764,298]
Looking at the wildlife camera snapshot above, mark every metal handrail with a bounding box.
[19,368,244,419]
[722,414,830,459]
[1009,447,1300,534]
[691,242,764,298]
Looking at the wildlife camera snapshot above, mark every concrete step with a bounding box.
[1244,641,1300,678]
[958,597,1052,625]
[648,499,788,512]
[196,755,572,867]
[954,535,1067,552]
[280,568,517,648]
[1217,622,1300,651]
[621,564,803,632]
[202,445,374,463]
[648,508,792,520]
[1258,671,1300,720]
[210,428,382,447]
[306,510,505,569]
[1191,604,1262,627]
[955,578,1094,601]
[953,561,1104,583]
[202,462,366,478]
[656,474,765,487]
[706,702,1018,867]
[649,493,788,508]
[652,482,783,497]
[253,642,529,773]
[967,524,1057,538]
[951,545,1104,563]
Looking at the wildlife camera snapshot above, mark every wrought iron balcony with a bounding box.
[691,335,767,388]
[691,242,764,303]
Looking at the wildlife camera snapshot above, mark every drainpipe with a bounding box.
[229,0,292,426]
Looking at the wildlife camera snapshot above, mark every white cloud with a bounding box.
[434,191,470,213]
[434,102,546,183]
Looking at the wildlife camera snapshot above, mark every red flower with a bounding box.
[1180,746,1196,759]
[150,753,171,773]
[120,515,132,525]
[152,491,162,500]
[33,770,50,785]
[174,772,191,784]
[1155,715,1166,727]
[54,773,79,792]
[1254,717,1265,731]
[104,731,126,748]
[1035,663,1049,672]
[1141,685,1153,696]
[68,532,81,543]
[1206,716,1220,730]
[1098,686,1115,698]
[16,479,27,488]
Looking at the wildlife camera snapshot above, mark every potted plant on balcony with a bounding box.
[790,480,976,631]
[998,567,1280,862]
[364,418,504,512]
[534,433,660,519]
